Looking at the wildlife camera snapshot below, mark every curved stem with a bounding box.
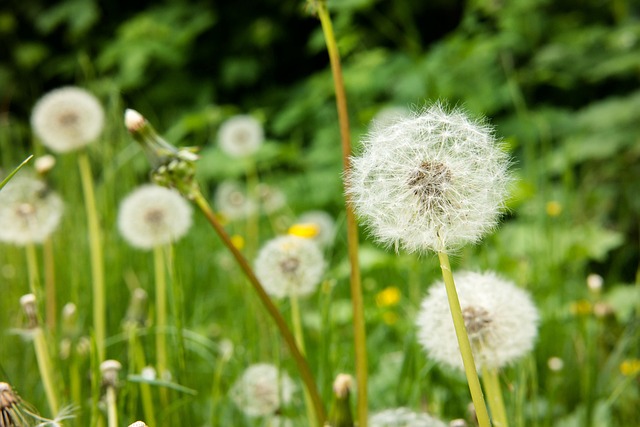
[192,189,326,424]
[316,3,367,424]
[438,251,492,427]
[482,366,508,427]
[78,150,106,361]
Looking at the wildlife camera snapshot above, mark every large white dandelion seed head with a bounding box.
[416,271,539,371]
[31,86,105,153]
[255,235,325,299]
[118,184,193,250]
[369,407,448,427]
[347,103,512,253]
[230,363,295,417]
[218,114,264,158]
[0,176,64,245]
[214,181,257,221]
[297,210,336,248]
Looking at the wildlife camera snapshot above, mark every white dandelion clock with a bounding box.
[214,181,257,221]
[369,407,447,427]
[230,363,295,417]
[255,235,325,299]
[297,210,336,248]
[31,86,105,153]
[257,183,287,214]
[218,114,264,158]
[118,184,193,250]
[416,271,539,371]
[0,176,63,245]
[347,104,511,253]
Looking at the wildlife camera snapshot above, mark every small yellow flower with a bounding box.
[620,359,640,377]
[230,235,245,250]
[376,286,401,308]
[570,299,592,316]
[382,312,398,325]
[546,201,562,217]
[288,223,320,239]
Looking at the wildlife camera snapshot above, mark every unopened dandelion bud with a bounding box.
[100,360,122,388]
[61,302,78,337]
[587,273,603,293]
[35,155,56,175]
[140,366,157,381]
[20,293,38,328]
[328,374,354,427]
[0,382,30,425]
[128,422,148,427]
[76,336,91,357]
[124,288,148,327]
[547,357,564,372]
[450,419,468,427]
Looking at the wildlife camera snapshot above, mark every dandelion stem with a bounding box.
[191,189,326,425]
[78,150,106,361]
[25,243,40,296]
[0,154,33,190]
[43,239,57,330]
[153,245,169,404]
[437,251,491,427]
[32,327,60,416]
[290,293,317,427]
[127,326,157,427]
[316,2,367,424]
[105,386,118,427]
[482,366,508,427]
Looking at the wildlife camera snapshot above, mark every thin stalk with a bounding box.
[105,386,118,427]
[482,366,508,427]
[437,251,491,427]
[78,150,106,361]
[0,154,33,190]
[25,243,40,296]
[32,327,59,416]
[153,246,168,384]
[128,326,157,427]
[290,293,317,427]
[209,356,228,425]
[191,189,326,425]
[316,3,367,424]
[43,239,56,330]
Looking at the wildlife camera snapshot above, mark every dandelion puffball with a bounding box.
[0,176,63,245]
[416,271,539,371]
[214,181,257,221]
[218,115,263,158]
[31,86,105,153]
[347,104,511,253]
[230,363,295,417]
[369,407,447,427]
[118,184,192,249]
[255,235,325,299]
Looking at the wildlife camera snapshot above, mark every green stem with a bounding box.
[25,243,40,296]
[290,293,317,427]
[316,3,367,425]
[78,150,106,361]
[482,366,508,427]
[191,189,326,425]
[105,386,118,427]
[43,238,56,330]
[154,245,168,383]
[437,251,491,427]
[128,326,157,427]
[32,327,59,416]
[0,154,33,190]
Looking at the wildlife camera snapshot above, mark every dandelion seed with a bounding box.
[255,235,325,299]
[347,104,511,253]
[218,115,264,158]
[214,181,257,221]
[369,407,448,427]
[296,210,336,248]
[0,176,63,246]
[416,271,539,371]
[31,86,104,153]
[118,184,192,250]
[230,364,295,417]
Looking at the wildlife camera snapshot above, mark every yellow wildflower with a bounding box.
[620,359,640,377]
[288,223,320,239]
[546,201,562,217]
[230,235,245,250]
[376,286,401,308]
[570,299,592,316]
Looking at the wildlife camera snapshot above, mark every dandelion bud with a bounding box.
[587,273,603,293]
[449,419,468,427]
[348,104,511,253]
[369,408,447,427]
[20,293,38,328]
[34,155,56,175]
[416,271,539,371]
[125,109,145,132]
[0,382,31,425]
[328,374,354,427]
[140,366,157,381]
[61,303,78,337]
[128,422,148,427]
[100,360,122,388]
[547,357,564,372]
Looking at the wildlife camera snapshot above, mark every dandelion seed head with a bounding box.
[118,184,192,249]
[255,235,325,299]
[297,211,336,248]
[347,104,511,253]
[369,407,448,427]
[257,183,286,214]
[31,86,104,153]
[0,176,63,246]
[230,363,295,417]
[416,271,539,371]
[218,115,263,158]
[214,181,257,221]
